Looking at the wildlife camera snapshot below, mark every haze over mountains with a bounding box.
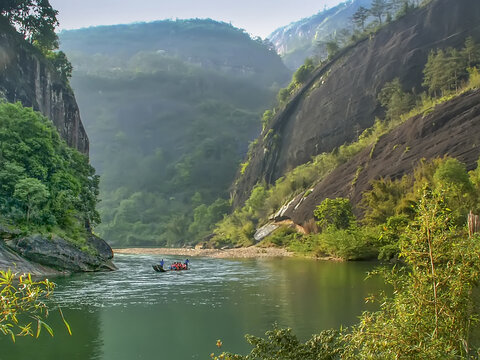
[59,20,290,246]
[268,0,373,69]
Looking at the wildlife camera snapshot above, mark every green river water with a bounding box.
[0,254,385,359]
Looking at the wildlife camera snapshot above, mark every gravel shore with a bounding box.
[114,246,293,258]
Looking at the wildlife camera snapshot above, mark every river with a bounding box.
[0,254,385,359]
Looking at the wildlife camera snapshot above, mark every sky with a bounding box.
[49,0,345,38]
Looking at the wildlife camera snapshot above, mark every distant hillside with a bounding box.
[60,19,290,87]
[268,0,372,69]
[59,19,291,246]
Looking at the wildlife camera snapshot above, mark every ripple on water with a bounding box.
[51,254,272,308]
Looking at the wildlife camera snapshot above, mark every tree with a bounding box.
[377,78,415,120]
[45,51,73,81]
[314,198,355,230]
[423,48,467,96]
[14,177,49,223]
[463,36,480,68]
[293,58,315,84]
[352,6,369,31]
[370,0,388,25]
[347,189,480,358]
[0,0,59,51]
[325,40,340,59]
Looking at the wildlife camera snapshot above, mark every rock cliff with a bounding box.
[233,0,480,207]
[0,18,89,154]
[0,19,114,273]
[279,89,480,225]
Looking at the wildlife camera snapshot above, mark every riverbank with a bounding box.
[114,246,294,258]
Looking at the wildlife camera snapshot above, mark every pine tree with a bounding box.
[352,6,369,31]
[463,36,480,67]
[370,0,388,25]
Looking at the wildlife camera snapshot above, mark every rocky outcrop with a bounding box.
[0,18,89,154]
[6,234,116,273]
[233,0,480,207]
[277,89,480,225]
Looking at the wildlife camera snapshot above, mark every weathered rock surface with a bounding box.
[254,224,279,242]
[279,89,480,225]
[5,234,116,273]
[0,241,62,275]
[0,18,88,154]
[233,0,480,207]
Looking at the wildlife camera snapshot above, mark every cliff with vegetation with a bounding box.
[234,0,480,208]
[282,88,480,224]
[0,17,88,154]
[0,16,113,274]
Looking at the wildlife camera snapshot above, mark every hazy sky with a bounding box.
[49,0,345,38]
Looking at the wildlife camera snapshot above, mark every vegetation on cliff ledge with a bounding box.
[0,102,100,249]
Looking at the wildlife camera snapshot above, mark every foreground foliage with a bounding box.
[0,270,55,341]
[213,190,480,358]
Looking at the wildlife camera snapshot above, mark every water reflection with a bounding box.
[0,255,385,359]
[0,308,103,360]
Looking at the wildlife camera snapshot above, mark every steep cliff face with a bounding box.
[0,20,89,154]
[233,0,480,207]
[279,89,480,225]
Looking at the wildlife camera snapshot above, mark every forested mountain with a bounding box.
[268,0,372,69]
[59,19,291,246]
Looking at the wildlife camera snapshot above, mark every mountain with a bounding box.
[233,0,480,209]
[60,19,290,87]
[59,19,291,246]
[268,0,372,70]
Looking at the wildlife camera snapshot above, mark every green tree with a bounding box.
[347,189,480,358]
[293,58,315,85]
[352,6,369,31]
[361,176,413,225]
[423,48,467,96]
[370,0,388,25]
[377,78,415,120]
[211,326,344,360]
[45,51,73,81]
[0,102,100,237]
[0,0,59,51]
[314,198,355,230]
[14,177,49,223]
[325,40,340,59]
[463,36,480,68]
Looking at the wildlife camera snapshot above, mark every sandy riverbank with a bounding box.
[114,246,294,258]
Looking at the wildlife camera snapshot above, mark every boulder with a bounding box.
[6,234,116,272]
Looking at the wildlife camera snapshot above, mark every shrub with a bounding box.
[314,198,355,230]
